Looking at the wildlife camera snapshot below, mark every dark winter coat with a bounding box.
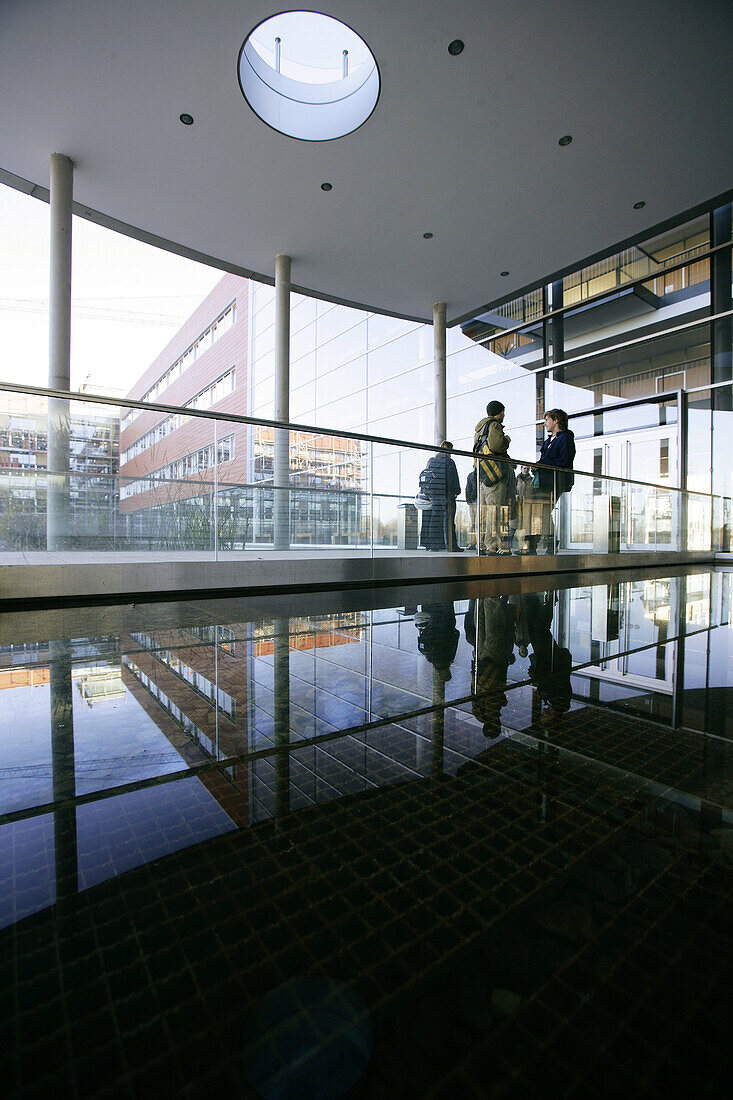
[536,429,576,493]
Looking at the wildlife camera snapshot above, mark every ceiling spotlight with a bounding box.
[500,270,510,277]
[423,232,434,239]
[321,182,333,191]
[448,39,465,56]
[633,200,646,209]
[179,113,194,125]
[558,134,572,146]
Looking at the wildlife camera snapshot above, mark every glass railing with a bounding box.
[0,381,727,562]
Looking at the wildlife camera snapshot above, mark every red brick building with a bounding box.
[119,274,249,544]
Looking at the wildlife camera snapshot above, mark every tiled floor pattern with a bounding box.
[2,718,731,1099]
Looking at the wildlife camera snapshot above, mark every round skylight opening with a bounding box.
[238,11,380,141]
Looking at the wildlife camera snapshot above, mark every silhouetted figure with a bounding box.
[521,592,572,725]
[470,595,517,738]
[416,602,460,681]
[419,446,461,552]
[522,409,575,554]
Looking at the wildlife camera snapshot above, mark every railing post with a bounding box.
[47,153,74,551]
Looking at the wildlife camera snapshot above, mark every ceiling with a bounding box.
[1,0,731,325]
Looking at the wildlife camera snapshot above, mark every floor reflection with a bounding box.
[0,567,732,1096]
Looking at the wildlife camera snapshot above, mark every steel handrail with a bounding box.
[1,377,719,498]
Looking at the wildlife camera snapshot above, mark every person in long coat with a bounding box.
[419,448,459,550]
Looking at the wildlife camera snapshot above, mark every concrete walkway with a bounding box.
[0,547,714,604]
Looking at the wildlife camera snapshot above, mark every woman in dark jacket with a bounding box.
[522,408,575,553]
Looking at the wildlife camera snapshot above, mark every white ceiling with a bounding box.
[1,0,731,324]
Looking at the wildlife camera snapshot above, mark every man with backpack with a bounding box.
[473,400,512,554]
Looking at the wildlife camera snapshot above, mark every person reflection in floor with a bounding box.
[521,591,572,726]
[415,603,460,682]
[467,595,517,739]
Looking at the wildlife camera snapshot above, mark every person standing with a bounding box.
[437,441,462,551]
[419,444,461,552]
[465,467,477,549]
[473,400,512,554]
[523,408,575,554]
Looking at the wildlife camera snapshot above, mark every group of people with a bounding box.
[418,401,576,555]
[414,593,572,735]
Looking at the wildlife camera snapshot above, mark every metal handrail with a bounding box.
[0,379,717,496]
[467,238,730,348]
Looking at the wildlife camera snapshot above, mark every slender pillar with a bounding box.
[430,666,445,782]
[47,154,74,550]
[548,279,564,383]
[50,640,78,911]
[273,618,291,819]
[711,205,732,516]
[273,254,291,549]
[711,204,732,400]
[433,301,447,445]
[538,285,550,448]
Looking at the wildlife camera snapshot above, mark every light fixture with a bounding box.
[423,232,434,239]
[500,270,509,277]
[558,134,572,146]
[633,200,646,209]
[448,39,464,56]
[179,113,194,125]
[321,182,333,191]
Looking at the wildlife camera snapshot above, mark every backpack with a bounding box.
[475,421,506,486]
[415,466,435,509]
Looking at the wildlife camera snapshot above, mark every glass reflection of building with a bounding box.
[245,205,731,552]
[0,391,119,550]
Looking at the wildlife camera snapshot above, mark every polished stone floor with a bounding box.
[1,566,731,1097]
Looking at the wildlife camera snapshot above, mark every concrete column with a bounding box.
[711,205,732,512]
[430,666,445,782]
[433,301,447,445]
[47,153,74,550]
[549,279,564,382]
[273,254,291,549]
[50,639,78,911]
[273,617,291,819]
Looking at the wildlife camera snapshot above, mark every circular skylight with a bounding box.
[238,11,380,141]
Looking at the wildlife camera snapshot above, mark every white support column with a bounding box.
[47,153,74,550]
[273,253,291,549]
[433,301,447,446]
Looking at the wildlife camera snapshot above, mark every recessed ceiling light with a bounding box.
[448,39,465,56]
[321,182,333,191]
[423,232,434,239]
[558,134,572,146]
[500,271,510,277]
[179,113,194,125]
[633,200,646,209]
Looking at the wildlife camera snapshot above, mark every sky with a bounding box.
[0,182,223,396]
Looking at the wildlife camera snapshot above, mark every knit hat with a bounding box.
[486,400,505,416]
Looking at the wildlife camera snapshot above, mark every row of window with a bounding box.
[122,656,219,760]
[120,434,235,498]
[121,368,235,464]
[130,632,236,718]
[185,624,238,653]
[121,302,236,429]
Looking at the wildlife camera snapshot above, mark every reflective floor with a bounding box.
[1,567,732,1097]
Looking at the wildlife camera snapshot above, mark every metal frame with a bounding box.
[469,238,733,348]
[0,373,720,499]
